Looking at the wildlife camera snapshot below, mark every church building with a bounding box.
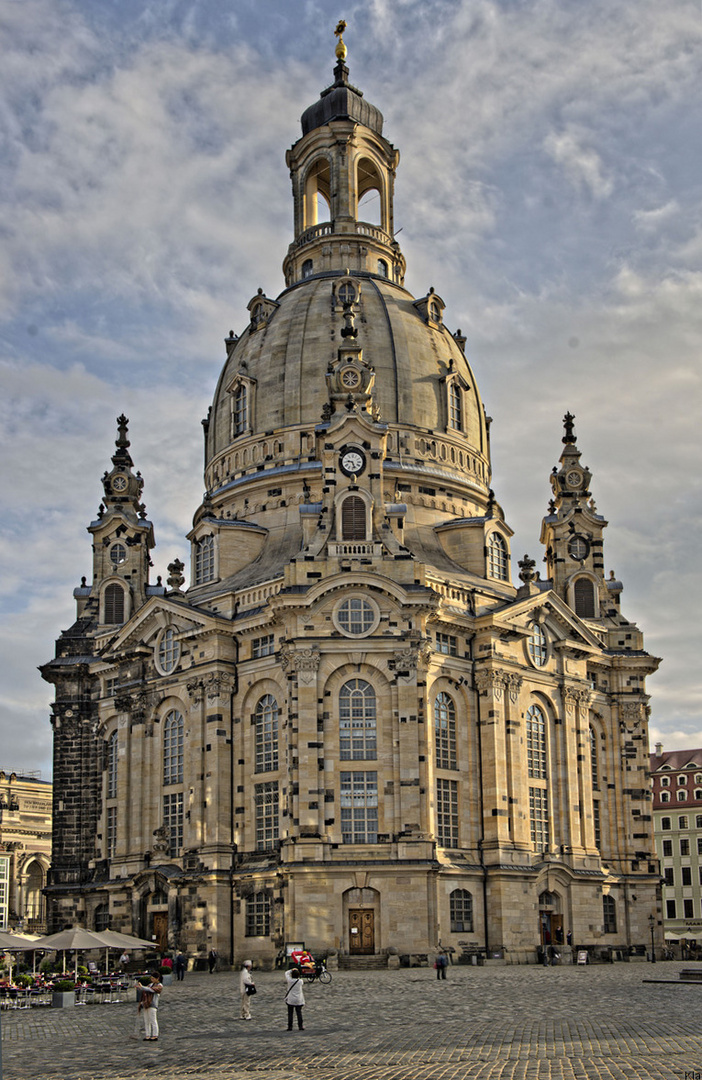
[42,32,662,967]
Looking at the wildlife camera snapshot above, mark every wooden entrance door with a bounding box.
[349,909,374,954]
[153,912,168,952]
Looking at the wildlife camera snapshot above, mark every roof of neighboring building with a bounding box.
[650,749,702,772]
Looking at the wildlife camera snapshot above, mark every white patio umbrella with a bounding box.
[90,929,155,973]
[0,930,37,984]
[32,927,111,981]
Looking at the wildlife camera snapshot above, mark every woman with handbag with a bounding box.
[239,960,255,1020]
[284,965,305,1030]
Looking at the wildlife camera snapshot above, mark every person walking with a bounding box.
[239,960,255,1020]
[174,952,186,981]
[435,950,449,980]
[284,965,305,1030]
[138,972,163,1041]
[208,948,218,974]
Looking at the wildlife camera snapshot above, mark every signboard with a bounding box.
[0,855,9,930]
[577,950,589,965]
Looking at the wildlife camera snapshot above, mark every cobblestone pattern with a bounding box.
[2,963,701,1080]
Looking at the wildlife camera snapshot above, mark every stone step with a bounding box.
[338,954,389,971]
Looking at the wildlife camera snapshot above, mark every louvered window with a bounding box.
[104,584,125,624]
[341,496,366,540]
[573,577,595,618]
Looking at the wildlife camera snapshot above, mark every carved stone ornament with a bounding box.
[506,673,523,704]
[186,679,203,705]
[563,685,593,713]
[205,672,234,704]
[280,647,320,684]
[474,669,508,700]
[620,700,646,724]
[114,692,133,714]
[152,825,170,856]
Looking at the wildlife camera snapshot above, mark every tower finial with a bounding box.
[562,411,576,446]
[334,19,347,63]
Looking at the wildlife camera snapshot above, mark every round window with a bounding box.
[527,622,548,667]
[157,628,180,674]
[334,596,379,637]
[568,536,589,561]
[110,543,127,565]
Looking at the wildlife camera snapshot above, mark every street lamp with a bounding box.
[649,913,656,963]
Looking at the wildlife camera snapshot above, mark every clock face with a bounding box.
[566,470,582,488]
[340,448,365,476]
[568,536,589,561]
[112,475,127,492]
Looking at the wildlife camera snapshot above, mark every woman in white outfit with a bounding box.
[284,966,305,1030]
[239,960,254,1019]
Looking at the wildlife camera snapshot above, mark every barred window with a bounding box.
[106,730,118,800]
[163,792,183,857]
[104,583,125,624]
[234,384,248,435]
[448,382,462,430]
[245,892,271,937]
[434,692,457,770]
[603,895,616,934]
[106,805,117,859]
[163,710,184,786]
[528,623,548,667]
[255,695,279,773]
[488,533,508,581]
[529,786,549,848]
[679,816,689,830]
[340,772,378,844]
[526,704,547,779]
[436,633,458,656]
[340,680,376,760]
[255,780,279,850]
[252,634,275,659]
[593,800,601,850]
[195,535,215,584]
[450,889,473,932]
[158,628,180,674]
[436,778,459,848]
[681,838,690,856]
[590,727,599,790]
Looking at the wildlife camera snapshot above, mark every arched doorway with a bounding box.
[539,890,564,946]
[343,886,379,956]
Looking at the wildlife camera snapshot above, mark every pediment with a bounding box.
[99,595,229,657]
[489,590,603,654]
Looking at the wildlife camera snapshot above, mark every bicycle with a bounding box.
[301,961,332,984]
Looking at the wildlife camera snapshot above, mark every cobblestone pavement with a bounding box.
[2,962,701,1080]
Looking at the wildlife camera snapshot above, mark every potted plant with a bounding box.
[159,964,173,986]
[51,979,76,1008]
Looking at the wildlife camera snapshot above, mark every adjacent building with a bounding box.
[650,744,702,954]
[42,35,662,966]
[0,770,52,932]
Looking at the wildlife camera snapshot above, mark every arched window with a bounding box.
[695,791,702,802]
[678,774,688,785]
[104,583,125,624]
[163,710,184,786]
[340,680,377,760]
[448,382,462,430]
[234,384,248,435]
[24,861,45,923]
[377,259,388,278]
[434,692,457,770]
[106,730,118,800]
[590,727,598,790]
[661,816,671,830]
[255,695,279,773]
[301,258,314,279]
[660,776,670,786]
[488,533,508,581]
[158,628,180,674]
[528,623,548,667]
[341,495,366,540]
[603,894,617,934]
[450,889,473,933]
[678,790,688,802]
[573,577,596,618]
[526,704,547,779]
[660,791,670,802]
[338,282,356,304]
[195,535,215,585]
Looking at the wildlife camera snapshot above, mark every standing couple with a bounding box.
[238,961,306,1030]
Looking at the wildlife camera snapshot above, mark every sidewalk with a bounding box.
[3,962,701,1079]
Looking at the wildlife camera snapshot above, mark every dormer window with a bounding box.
[234,384,247,435]
[195,535,215,585]
[338,282,357,304]
[488,532,508,581]
[430,300,442,323]
[227,371,257,439]
[449,382,462,430]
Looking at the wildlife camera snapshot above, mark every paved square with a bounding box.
[2,963,701,1080]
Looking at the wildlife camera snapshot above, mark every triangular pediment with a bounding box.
[98,595,229,658]
[485,589,603,654]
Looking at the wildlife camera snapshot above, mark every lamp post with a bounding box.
[649,913,657,963]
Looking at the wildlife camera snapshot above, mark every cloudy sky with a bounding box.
[1,0,701,778]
